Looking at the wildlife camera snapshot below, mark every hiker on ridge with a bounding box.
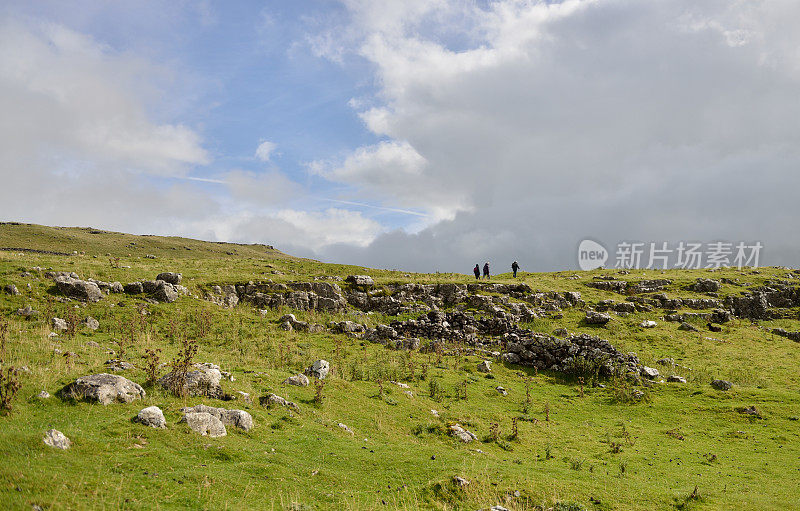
[483,262,490,280]
[473,264,480,279]
[512,261,520,278]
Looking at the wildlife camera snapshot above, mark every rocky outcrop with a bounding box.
[181,404,253,432]
[157,364,224,399]
[502,333,640,376]
[60,373,145,405]
[54,276,103,302]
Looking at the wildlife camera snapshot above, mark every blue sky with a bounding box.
[1,1,799,271]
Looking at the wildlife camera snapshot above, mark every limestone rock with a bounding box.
[179,412,227,437]
[283,374,310,387]
[260,393,300,413]
[667,375,687,383]
[711,379,733,391]
[305,359,329,380]
[477,360,492,373]
[54,276,103,302]
[450,423,477,443]
[60,373,145,405]
[585,310,611,325]
[82,316,100,330]
[157,364,224,399]
[181,404,254,432]
[133,406,167,429]
[346,275,374,286]
[52,317,68,331]
[43,429,71,449]
[641,366,660,379]
[156,272,182,285]
[640,320,657,328]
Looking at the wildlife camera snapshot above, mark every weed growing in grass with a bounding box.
[0,318,8,361]
[65,307,78,339]
[522,375,532,414]
[545,444,554,460]
[675,485,702,510]
[143,348,161,386]
[168,337,198,397]
[429,379,443,402]
[509,417,518,441]
[569,458,584,471]
[313,379,325,405]
[544,402,550,422]
[0,367,21,413]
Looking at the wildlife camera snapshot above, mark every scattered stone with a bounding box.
[453,476,469,488]
[692,278,721,293]
[338,423,354,435]
[346,275,374,286]
[667,375,687,383]
[430,409,439,418]
[656,358,674,366]
[737,405,761,417]
[16,305,37,317]
[495,386,508,396]
[152,280,178,303]
[260,393,300,413]
[449,423,477,443]
[640,320,657,328]
[179,412,226,437]
[60,373,145,405]
[82,316,100,330]
[105,359,135,371]
[133,406,167,429]
[124,282,144,294]
[584,310,611,325]
[43,429,71,449]
[305,359,329,380]
[477,360,492,373]
[4,284,19,295]
[156,272,182,285]
[552,328,569,337]
[678,322,699,332]
[157,364,224,399]
[641,366,660,379]
[283,374,310,387]
[52,317,68,331]
[54,276,103,302]
[235,391,253,404]
[711,379,733,391]
[37,390,51,399]
[181,404,254,432]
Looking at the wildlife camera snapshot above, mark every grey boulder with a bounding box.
[179,412,227,437]
[305,359,329,380]
[181,404,253,432]
[133,406,167,429]
[43,429,71,449]
[60,373,145,405]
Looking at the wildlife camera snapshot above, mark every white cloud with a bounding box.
[309,0,800,271]
[255,140,277,162]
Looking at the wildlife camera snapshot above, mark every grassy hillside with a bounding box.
[0,223,798,510]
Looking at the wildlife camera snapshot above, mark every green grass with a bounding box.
[0,222,799,510]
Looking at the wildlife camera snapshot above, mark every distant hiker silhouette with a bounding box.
[512,261,520,278]
[473,264,480,279]
[483,262,490,280]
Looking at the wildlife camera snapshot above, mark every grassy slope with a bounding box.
[0,223,798,510]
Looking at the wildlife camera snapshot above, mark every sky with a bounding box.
[1,0,798,272]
